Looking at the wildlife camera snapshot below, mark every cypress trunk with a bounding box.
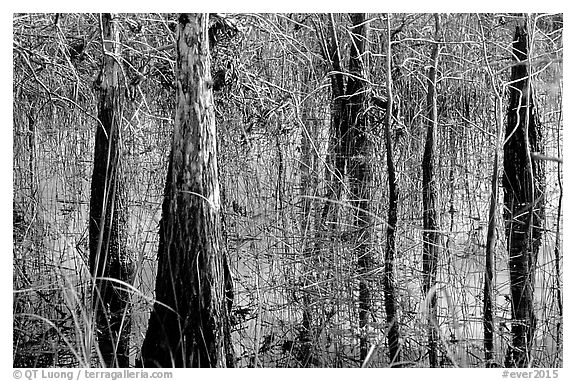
[324,13,372,363]
[89,13,132,368]
[422,13,441,368]
[344,13,372,362]
[141,13,233,368]
[503,21,544,368]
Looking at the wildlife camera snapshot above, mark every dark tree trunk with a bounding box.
[343,13,372,362]
[327,15,347,187]
[553,118,563,366]
[140,13,233,368]
[504,22,545,368]
[421,13,441,368]
[323,13,372,363]
[89,13,132,368]
[383,14,402,367]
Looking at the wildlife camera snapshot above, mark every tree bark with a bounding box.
[343,13,373,362]
[383,13,402,366]
[89,13,133,368]
[504,21,544,368]
[141,13,233,368]
[323,13,372,363]
[422,13,441,368]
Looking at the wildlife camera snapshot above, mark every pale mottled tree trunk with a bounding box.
[141,13,233,368]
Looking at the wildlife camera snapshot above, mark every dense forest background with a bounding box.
[13,13,562,368]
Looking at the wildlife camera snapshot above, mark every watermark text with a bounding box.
[13,369,173,381]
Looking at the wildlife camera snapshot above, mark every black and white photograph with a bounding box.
[11,10,564,372]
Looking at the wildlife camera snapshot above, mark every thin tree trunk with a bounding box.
[89,13,132,368]
[298,76,317,365]
[383,13,401,367]
[422,13,441,368]
[553,106,563,366]
[483,117,499,367]
[478,16,503,366]
[141,13,233,368]
[503,20,544,368]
